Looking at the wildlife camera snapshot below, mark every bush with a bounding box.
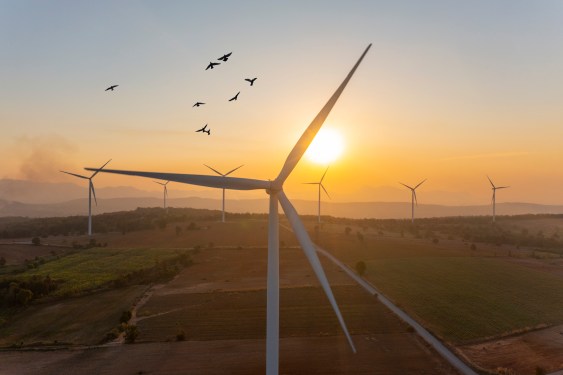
[355,261,367,276]
[31,237,41,246]
[120,310,132,324]
[124,325,139,343]
[176,328,186,341]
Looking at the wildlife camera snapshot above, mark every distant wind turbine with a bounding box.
[487,176,509,223]
[60,159,111,236]
[86,44,371,375]
[154,180,170,209]
[304,167,330,224]
[204,164,244,222]
[400,179,426,224]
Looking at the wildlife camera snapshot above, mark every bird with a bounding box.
[217,52,232,62]
[229,91,240,101]
[196,124,210,135]
[206,62,220,70]
[245,78,257,86]
[105,85,118,91]
[193,102,205,107]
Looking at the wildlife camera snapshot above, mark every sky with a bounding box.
[2,0,563,205]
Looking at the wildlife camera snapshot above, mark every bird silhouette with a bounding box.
[229,91,240,101]
[218,52,232,62]
[196,124,211,135]
[105,85,118,91]
[193,102,205,107]
[206,62,220,70]
[245,78,257,86]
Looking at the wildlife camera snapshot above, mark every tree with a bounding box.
[125,325,139,343]
[355,261,367,276]
[31,237,41,246]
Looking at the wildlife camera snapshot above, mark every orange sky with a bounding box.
[2,2,563,205]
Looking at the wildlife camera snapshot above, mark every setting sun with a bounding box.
[305,128,345,164]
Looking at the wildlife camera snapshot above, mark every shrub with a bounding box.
[355,261,367,276]
[31,237,41,246]
[120,310,132,324]
[176,329,186,341]
[125,325,139,343]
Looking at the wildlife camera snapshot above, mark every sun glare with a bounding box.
[305,128,345,164]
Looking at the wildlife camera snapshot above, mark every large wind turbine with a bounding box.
[204,164,244,222]
[86,44,371,375]
[487,176,509,223]
[399,179,426,224]
[60,159,111,236]
[153,180,170,209]
[304,166,330,224]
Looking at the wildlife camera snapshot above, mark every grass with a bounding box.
[14,247,187,297]
[362,257,563,343]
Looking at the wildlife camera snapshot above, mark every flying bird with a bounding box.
[217,52,232,61]
[193,102,205,107]
[229,91,240,101]
[196,124,210,135]
[206,62,220,70]
[245,78,257,86]
[105,85,118,91]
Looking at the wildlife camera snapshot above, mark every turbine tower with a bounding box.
[487,176,509,223]
[399,179,426,224]
[204,164,244,222]
[304,166,330,224]
[86,44,371,375]
[153,180,170,209]
[60,159,111,236]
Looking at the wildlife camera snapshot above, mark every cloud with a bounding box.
[15,134,78,182]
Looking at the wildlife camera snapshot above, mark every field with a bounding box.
[2,214,563,374]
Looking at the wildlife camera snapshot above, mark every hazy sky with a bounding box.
[2,1,563,204]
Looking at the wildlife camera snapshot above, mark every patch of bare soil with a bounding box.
[0,244,67,265]
[460,324,563,374]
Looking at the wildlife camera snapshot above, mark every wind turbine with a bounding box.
[204,164,244,222]
[153,180,170,209]
[399,179,426,224]
[60,159,111,236]
[304,166,330,224]
[487,176,509,223]
[86,44,371,375]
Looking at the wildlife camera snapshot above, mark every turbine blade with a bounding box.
[278,191,356,353]
[164,185,168,197]
[413,191,418,206]
[497,186,510,189]
[153,180,166,186]
[204,164,224,176]
[224,164,244,176]
[90,181,98,206]
[90,159,112,178]
[399,182,413,190]
[303,182,319,185]
[60,170,89,180]
[414,178,426,189]
[320,183,331,199]
[274,44,371,186]
[487,175,495,188]
[320,166,330,183]
[84,168,270,190]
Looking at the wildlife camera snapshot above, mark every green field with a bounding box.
[17,247,189,297]
[363,257,563,343]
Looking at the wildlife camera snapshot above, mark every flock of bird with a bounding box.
[196,51,257,135]
[103,51,257,136]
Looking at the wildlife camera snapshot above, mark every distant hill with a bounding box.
[1,195,563,219]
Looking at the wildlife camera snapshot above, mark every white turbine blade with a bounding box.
[274,44,371,186]
[303,182,319,185]
[164,185,168,197]
[497,186,510,189]
[84,168,270,190]
[90,159,112,179]
[224,164,244,176]
[414,178,426,189]
[153,180,166,186]
[487,175,495,189]
[60,170,89,180]
[204,164,224,176]
[90,181,98,206]
[320,166,330,183]
[413,190,418,206]
[320,183,331,199]
[399,182,413,190]
[278,191,356,353]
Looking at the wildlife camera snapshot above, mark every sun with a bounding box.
[305,128,345,164]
